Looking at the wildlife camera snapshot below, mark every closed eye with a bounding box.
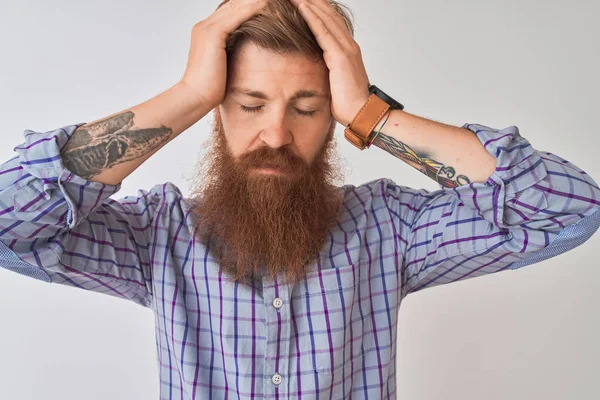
[239,105,263,113]
[239,105,317,117]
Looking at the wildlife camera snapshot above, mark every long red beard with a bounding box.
[189,110,343,286]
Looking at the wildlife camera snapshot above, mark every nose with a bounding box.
[258,108,293,149]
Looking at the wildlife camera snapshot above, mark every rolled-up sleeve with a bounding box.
[390,123,600,296]
[0,123,163,307]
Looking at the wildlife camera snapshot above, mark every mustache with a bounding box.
[237,146,308,173]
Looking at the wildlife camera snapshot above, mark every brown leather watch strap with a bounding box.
[344,94,391,150]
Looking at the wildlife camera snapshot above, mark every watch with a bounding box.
[344,85,404,150]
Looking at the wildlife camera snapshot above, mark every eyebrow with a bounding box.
[229,87,328,101]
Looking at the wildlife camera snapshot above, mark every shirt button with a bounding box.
[272,298,283,309]
[272,373,283,385]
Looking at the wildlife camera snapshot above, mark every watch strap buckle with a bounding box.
[344,94,391,150]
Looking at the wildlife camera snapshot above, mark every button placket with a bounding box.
[262,275,292,395]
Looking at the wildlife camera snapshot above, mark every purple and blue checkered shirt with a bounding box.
[1,121,599,399]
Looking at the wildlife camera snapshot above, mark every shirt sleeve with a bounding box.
[0,123,171,308]
[386,123,600,298]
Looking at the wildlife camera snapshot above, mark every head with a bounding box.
[189,0,355,285]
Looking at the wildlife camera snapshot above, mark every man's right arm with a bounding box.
[60,81,212,186]
[0,82,211,307]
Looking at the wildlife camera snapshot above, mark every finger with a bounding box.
[290,0,349,28]
[300,1,355,52]
[297,2,344,55]
[312,0,353,33]
[212,0,268,33]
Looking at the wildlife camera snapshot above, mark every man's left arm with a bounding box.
[371,109,600,232]
[377,115,600,295]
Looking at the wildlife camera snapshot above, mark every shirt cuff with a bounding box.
[438,123,549,229]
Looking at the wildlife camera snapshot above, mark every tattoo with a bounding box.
[60,111,173,179]
[372,132,471,188]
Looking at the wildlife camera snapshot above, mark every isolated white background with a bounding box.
[0,0,598,399]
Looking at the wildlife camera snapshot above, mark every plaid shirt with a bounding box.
[1,122,599,400]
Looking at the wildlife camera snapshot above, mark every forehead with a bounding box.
[227,42,329,96]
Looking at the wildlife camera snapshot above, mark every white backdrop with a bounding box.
[0,0,598,399]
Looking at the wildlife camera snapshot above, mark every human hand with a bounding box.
[288,0,371,126]
[180,0,268,111]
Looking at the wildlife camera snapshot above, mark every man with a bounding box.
[0,0,598,398]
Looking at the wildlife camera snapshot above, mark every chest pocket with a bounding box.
[292,262,374,375]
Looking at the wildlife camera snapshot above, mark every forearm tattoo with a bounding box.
[60,111,172,179]
[371,132,471,188]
